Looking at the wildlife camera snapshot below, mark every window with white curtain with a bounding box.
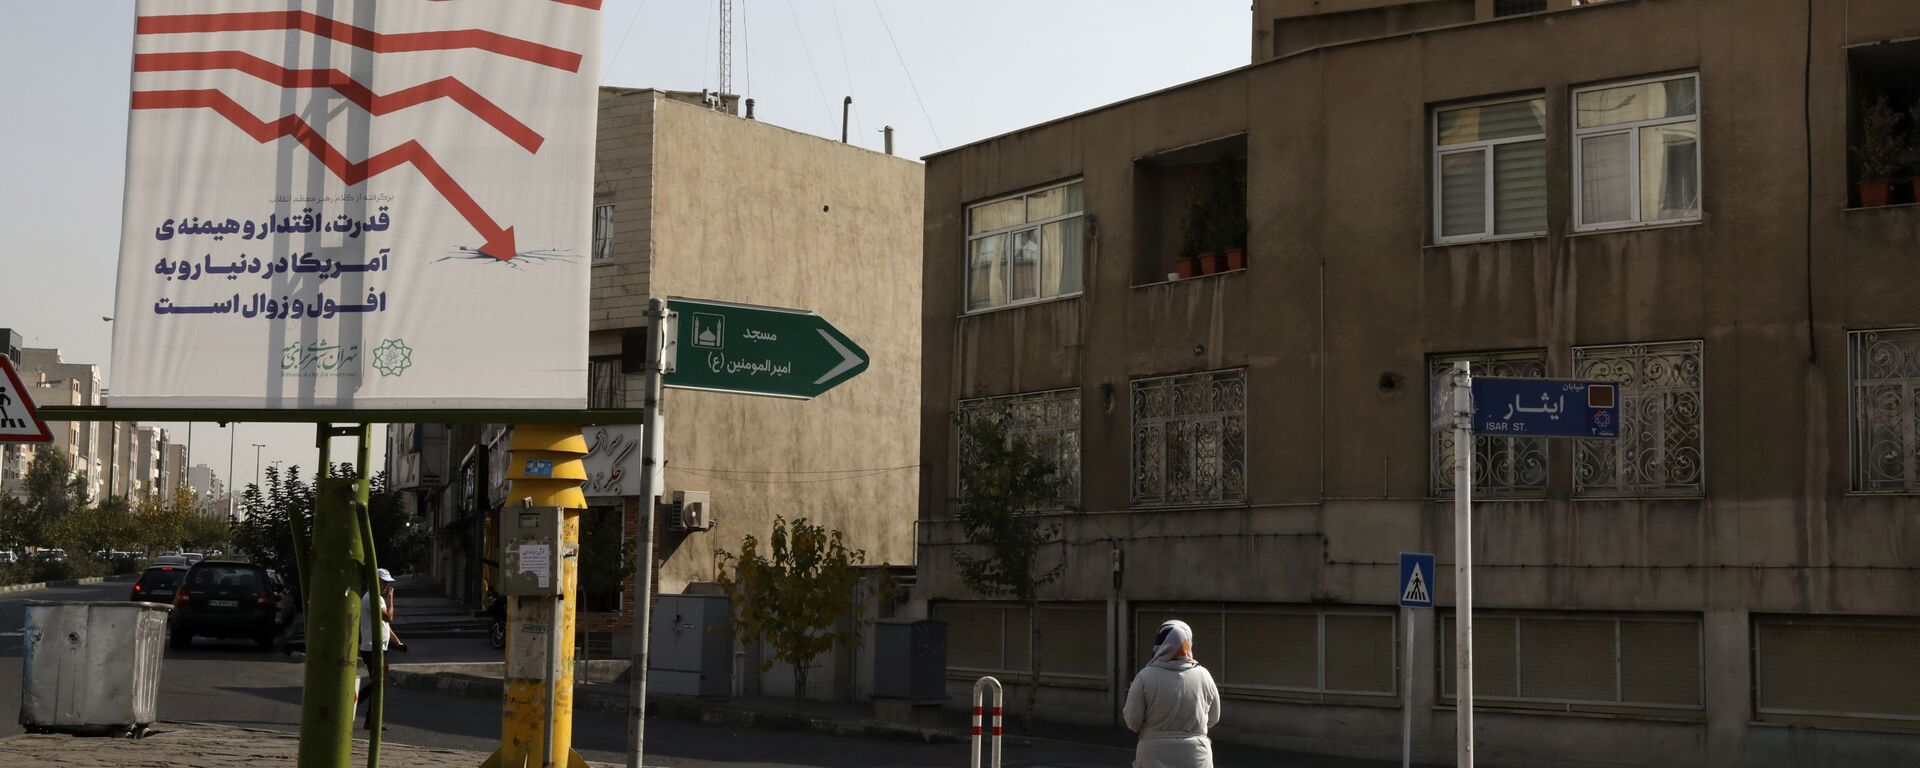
[1433,97,1547,243]
[592,203,615,262]
[965,181,1085,312]
[1573,74,1701,230]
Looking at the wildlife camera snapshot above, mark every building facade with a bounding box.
[393,89,923,699]
[18,348,105,500]
[918,2,1920,766]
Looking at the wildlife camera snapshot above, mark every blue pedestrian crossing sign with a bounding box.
[1399,552,1435,608]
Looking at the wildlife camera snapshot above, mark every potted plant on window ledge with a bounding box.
[1178,198,1210,278]
[1207,155,1249,271]
[1852,96,1904,208]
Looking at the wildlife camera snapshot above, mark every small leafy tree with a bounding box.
[714,516,869,701]
[1,450,90,549]
[952,413,1069,733]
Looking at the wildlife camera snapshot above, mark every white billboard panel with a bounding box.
[111,0,600,409]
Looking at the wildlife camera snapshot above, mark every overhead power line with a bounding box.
[869,0,941,149]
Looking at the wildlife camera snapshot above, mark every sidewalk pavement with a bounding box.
[0,721,618,767]
[386,662,1420,767]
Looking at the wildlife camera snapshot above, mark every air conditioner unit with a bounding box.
[672,490,712,531]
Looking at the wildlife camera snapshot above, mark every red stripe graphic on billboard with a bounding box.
[137,11,585,72]
[136,51,544,152]
[132,89,518,261]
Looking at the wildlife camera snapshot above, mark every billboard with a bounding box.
[110,1,601,409]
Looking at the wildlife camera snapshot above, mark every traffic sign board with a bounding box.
[664,298,870,399]
[0,358,54,444]
[1471,377,1620,439]
[1399,552,1434,608]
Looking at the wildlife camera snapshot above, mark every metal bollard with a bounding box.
[970,676,1004,768]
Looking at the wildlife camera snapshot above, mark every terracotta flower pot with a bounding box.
[1197,252,1221,274]
[1223,248,1246,271]
[1177,257,1198,279]
[1858,180,1893,207]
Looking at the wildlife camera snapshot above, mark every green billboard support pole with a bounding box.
[354,423,385,767]
[297,423,370,768]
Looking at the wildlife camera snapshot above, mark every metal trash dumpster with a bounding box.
[19,600,172,735]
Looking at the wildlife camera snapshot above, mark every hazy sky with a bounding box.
[0,1,1248,493]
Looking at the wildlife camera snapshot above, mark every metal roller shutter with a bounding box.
[1518,618,1615,702]
[1757,620,1920,719]
[1620,620,1700,706]
[1225,612,1317,690]
[1325,613,1396,694]
[1038,607,1105,678]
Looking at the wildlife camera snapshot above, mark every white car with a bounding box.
[183,552,206,564]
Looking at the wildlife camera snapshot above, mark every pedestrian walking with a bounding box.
[358,567,407,729]
[1123,619,1222,768]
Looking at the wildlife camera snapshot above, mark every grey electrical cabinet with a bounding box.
[873,618,946,701]
[647,594,732,697]
[498,506,563,596]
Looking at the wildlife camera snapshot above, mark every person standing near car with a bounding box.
[358,568,406,729]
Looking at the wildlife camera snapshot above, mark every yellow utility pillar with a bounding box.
[483,424,590,768]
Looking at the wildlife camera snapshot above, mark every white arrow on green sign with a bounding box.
[664,297,870,399]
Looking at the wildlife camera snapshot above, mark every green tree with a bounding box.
[579,507,634,611]
[951,413,1070,733]
[231,464,313,583]
[714,516,869,701]
[230,464,422,592]
[2,450,89,549]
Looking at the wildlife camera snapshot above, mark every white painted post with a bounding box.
[1403,606,1414,768]
[626,298,668,768]
[971,675,1004,768]
[1452,360,1474,768]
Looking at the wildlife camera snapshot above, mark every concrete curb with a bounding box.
[385,669,966,745]
[0,573,135,596]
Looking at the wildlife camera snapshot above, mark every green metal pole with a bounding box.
[297,423,364,768]
[354,423,383,768]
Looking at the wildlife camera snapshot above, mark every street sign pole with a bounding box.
[627,298,668,768]
[1404,605,1414,768]
[1452,361,1474,768]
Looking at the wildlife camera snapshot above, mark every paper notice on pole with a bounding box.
[518,544,550,588]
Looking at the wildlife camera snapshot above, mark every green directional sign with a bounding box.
[664,297,870,399]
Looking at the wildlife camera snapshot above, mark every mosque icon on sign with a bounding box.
[692,313,725,350]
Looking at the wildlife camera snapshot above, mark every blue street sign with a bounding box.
[1399,552,1434,608]
[1471,377,1621,439]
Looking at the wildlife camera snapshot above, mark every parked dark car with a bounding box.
[168,560,289,649]
[130,565,188,605]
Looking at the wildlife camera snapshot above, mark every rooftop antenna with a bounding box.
[717,0,733,97]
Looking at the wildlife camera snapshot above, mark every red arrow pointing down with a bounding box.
[133,89,517,261]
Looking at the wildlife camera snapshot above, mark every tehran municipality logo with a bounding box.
[372,339,413,377]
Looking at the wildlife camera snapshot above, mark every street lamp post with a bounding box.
[252,443,267,490]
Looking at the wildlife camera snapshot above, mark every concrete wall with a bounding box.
[570,93,924,693]
[923,1,1920,765]
[646,94,924,590]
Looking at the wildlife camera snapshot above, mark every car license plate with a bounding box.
[209,599,238,608]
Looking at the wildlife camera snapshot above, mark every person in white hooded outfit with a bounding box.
[1124,619,1222,768]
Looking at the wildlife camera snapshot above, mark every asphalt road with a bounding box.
[0,581,1138,767]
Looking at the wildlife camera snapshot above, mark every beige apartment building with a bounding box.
[918,2,1920,766]
[394,88,922,699]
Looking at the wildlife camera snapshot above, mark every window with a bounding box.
[1430,352,1548,497]
[958,389,1081,505]
[1573,340,1704,497]
[1846,40,1920,207]
[1850,328,1920,492]
[1433,97,1547,242]
[932,602,1104,682]
[1138,605,1397,698]
[1574,74,1701,229]
[965,181,1085,311]
[1131,370,1248,506]
[1755,617,1920,723]
[592,203,615,262]
[1494,0,1548,14]
[588,357,624,409]
[1442,613,1702,711]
